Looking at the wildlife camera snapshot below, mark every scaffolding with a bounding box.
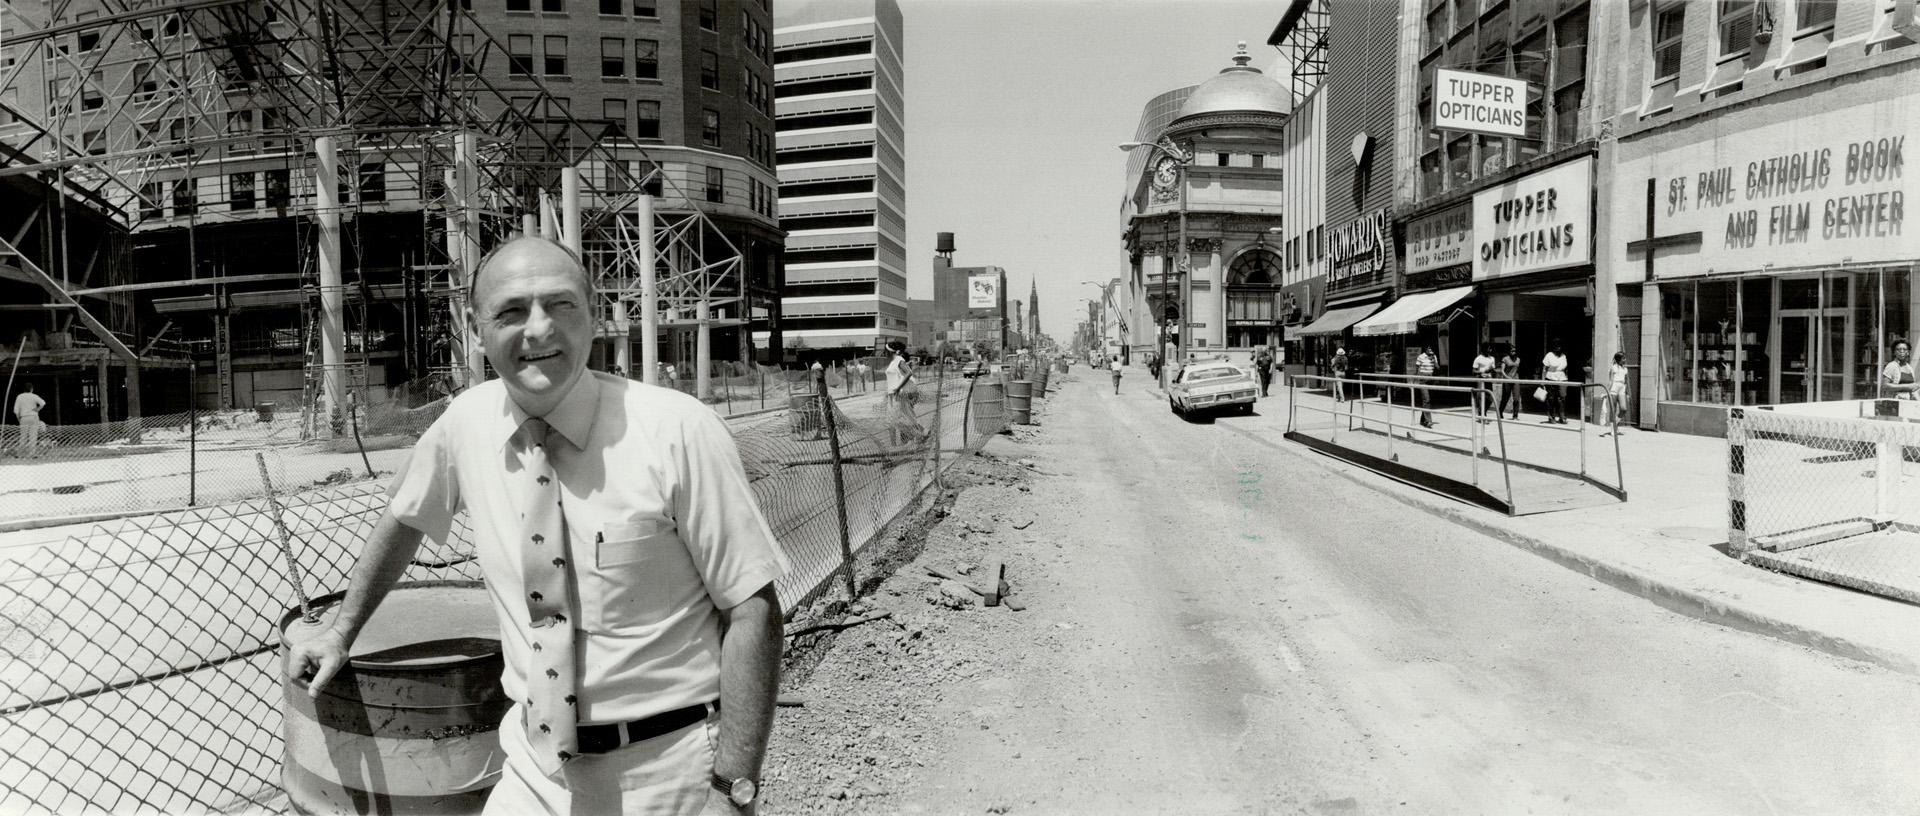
[1269,0,1328,108]
[0,0,756,432]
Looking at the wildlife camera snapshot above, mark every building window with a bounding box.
[1425,0,1449,52]
[701,50,719,89]
[359,163,386,203]
[1719,0,1756,56]
[1797,0,1837,31]
[82,129,105,156]
[705,166,724,203]
[509,35,533,76]
[172,178,196,216]
[635,39,658,79]
[265,169,291,208]
[540,0,562,12]
[634,1,655,16]
[599,0,620,13]
[133,63,157,96]
[601,37,624,77]
[603,98,626,136]
[507,0,529,11]
[699,0,717,30]
[635,100,661,139]
[230,172,256,211]
[1652,4,1685,81]
[543,36,567,76]
[703,109,720,146]
[140,182,164,219]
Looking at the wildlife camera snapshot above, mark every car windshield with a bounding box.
[1184,366,1243,382]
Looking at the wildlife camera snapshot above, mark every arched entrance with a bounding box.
[1226,248,1282,348]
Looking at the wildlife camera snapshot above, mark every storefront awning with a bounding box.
[1351,286,1476,337]
[1294,303,1382,337]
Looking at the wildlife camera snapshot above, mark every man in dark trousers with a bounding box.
[1253,345,1275,397]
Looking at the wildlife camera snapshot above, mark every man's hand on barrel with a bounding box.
[284,624,352,698]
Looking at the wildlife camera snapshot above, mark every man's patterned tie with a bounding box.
[519,418,577,776]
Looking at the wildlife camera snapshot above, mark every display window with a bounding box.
[1659,265,1915,406]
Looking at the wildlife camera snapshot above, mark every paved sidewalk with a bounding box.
[1163,376,1920,676]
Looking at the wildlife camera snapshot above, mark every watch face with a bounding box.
[730,778,758,806]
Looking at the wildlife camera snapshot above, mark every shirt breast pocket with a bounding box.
[585,518,700,633]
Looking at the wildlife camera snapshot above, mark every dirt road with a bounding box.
[760,374,1920,815]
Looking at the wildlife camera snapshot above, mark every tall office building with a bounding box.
[771,0,907,360]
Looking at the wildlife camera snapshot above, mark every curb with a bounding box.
[1238,420,1920,677]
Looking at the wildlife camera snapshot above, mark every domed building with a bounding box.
[1121,43,1290,365]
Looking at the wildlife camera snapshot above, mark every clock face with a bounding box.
[1151,157,1179,190]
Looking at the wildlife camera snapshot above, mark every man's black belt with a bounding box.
[575,700,719,755]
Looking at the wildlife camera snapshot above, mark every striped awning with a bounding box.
[1293,303,1381,337]
[1351,286,1475,337]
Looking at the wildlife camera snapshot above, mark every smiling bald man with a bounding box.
[285,236,789,815]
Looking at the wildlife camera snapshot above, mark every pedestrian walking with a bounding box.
[1884,339,1918,400]
[1331,347,1349,403]
[12,383,46,459]
[1413,346,1439,428]
[1110,354,1123,394]
[1497,345,1522,420]
[1254,345,1275,397]
[886,340,925,445]
[1607,352,1630,426]
[284,237,788,816]
[1471,344,1496,422]
[1542,340,1570,424]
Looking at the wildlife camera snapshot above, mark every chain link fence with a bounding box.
[0,356,1039,814]
[0,382,448,529]
[1730,404,1920,605]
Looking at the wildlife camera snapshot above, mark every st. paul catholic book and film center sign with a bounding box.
[1630,98,1912,278]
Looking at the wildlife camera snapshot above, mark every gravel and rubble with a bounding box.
[760,406,1064,814]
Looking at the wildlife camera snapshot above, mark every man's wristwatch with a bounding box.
[712,774,757,808]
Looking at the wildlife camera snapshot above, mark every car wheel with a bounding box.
[1169,397,1180,415]
[1239,403,1254,415]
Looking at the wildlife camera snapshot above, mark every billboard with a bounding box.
[967,274,999,309]
[1435,68,1528,138]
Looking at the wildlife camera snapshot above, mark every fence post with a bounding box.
[815,368,857,601]
[188,364,198,506]
[962,373,976,450]
[348,389,373,477]
[1728,407,1749,553]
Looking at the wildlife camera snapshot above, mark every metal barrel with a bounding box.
[279,581,507,815]
[971,379,1006,436]
[1007,379,1033,425]
[1032,367,1049,396]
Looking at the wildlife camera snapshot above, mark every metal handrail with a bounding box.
[1288,373,1515,508]
[1348,372,1624,493]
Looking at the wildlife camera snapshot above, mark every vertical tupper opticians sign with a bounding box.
[1473,156,1594,281]
[1636,99,1912,278]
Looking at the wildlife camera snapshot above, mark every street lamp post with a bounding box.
[1120,138,1193,389]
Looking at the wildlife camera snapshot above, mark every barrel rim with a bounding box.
[279,580,500,674]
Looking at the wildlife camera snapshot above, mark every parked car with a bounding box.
[1168,361,1258,416]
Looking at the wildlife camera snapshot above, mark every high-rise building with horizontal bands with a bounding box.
[771,0,906,360]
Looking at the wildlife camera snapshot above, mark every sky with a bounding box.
[896,0,1285,344]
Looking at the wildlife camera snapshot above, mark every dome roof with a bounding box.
[1172,42,1291,123]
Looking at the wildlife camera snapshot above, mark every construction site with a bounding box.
[1,0,784,441]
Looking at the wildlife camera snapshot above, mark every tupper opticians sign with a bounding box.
[1472,156,1593,281]
[1630,99,1912,279]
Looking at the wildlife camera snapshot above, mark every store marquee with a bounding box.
[1630,99,1914,279]
[1472,156,1593,281]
